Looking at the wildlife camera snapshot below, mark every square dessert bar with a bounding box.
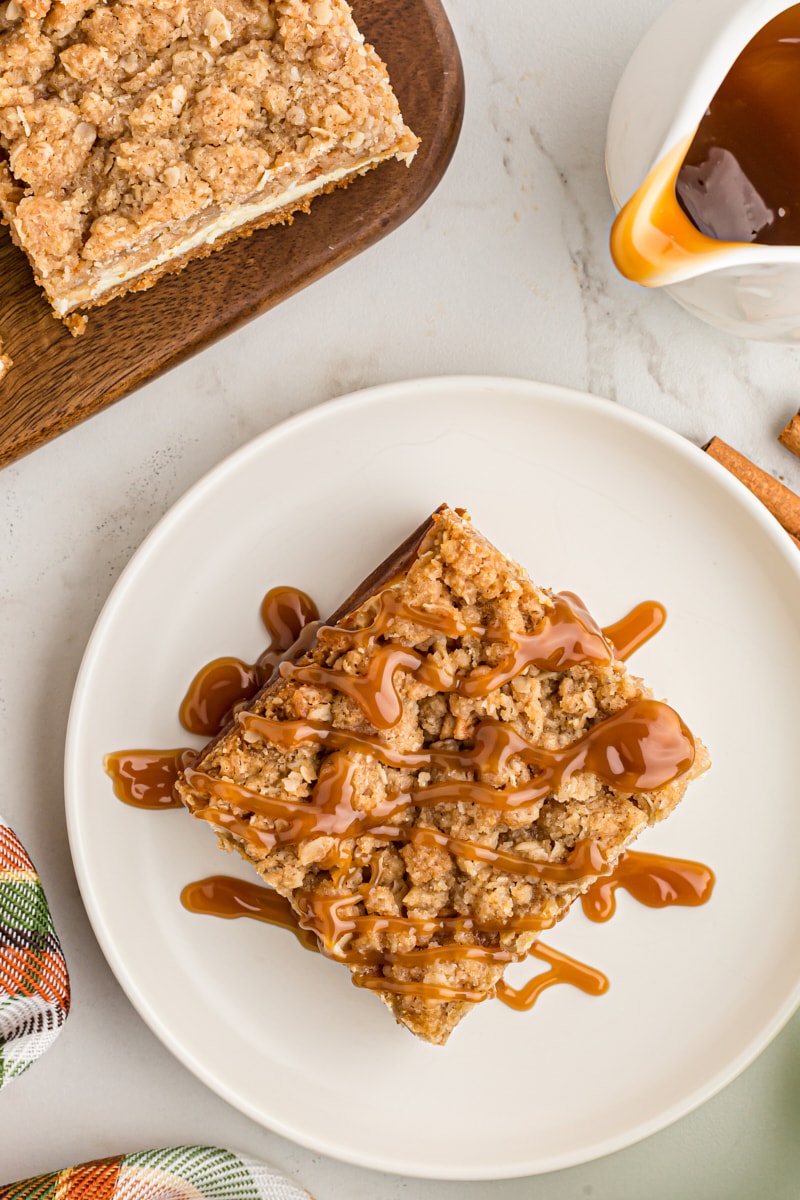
[176,507,708,1044]
[0,1,418,322]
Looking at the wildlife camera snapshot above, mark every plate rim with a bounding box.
[64,374,800,1180]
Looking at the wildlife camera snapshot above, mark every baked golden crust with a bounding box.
[0,0,418,318]
[176,508,709,1044]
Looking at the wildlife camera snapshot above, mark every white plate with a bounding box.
[65,376,800,1181]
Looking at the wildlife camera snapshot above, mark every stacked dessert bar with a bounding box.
[176,507,708,1043]
[0,0,418,328]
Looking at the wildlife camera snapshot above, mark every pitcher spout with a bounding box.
[610,138,763,288]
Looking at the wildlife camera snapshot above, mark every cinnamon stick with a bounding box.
[778,409,800,460]
[703,436,800,545]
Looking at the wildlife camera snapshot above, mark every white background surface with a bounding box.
[2,1,800,1196]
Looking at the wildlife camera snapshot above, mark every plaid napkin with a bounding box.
[0,823,310,1198]
[0,1146,311,1199]
[0,816,70,1089]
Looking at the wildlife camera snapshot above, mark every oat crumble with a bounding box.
[176,508,709,1045]
[0,0,418,320]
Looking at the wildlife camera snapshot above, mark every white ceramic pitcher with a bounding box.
[606,0,800,341]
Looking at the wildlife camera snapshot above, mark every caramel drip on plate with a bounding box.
[602,600,666,661]
[581,849,715,922]
[179,586,319,736]
[103,748,197,809]
[495,943,609,1011]
[259,586,319,655]
[280,590,614,729]
[180,874,320,952]
[179,658,261,739]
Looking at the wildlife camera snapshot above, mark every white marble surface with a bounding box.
[2,0,800,1194]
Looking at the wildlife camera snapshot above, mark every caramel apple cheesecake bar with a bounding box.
[0,0,418,322]
[176,507,709,1044]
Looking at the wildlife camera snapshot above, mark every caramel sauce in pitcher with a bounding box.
[678,6,800,245]
[108,580,713,1013]
[611,6,800,284]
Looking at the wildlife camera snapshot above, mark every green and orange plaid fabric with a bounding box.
[0,1146,310,1200]
[0,817,70,1090]
[0,830,309,1198]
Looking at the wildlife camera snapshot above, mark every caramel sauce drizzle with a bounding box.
[352,975,490,1004]
[179,586,319,736]
[104,748,197,809]
[279,590,614,730]
[179,872,560,1004]
[106,590,668,812]
[236,697,694,815]
[581,849,715,923]
[180,874,530,980]
[110,582,711,1014]
[292,889,554,949]
[361,829,610,887]
[189,698,694,874]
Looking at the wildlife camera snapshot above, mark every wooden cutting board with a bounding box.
[0,0,464,469]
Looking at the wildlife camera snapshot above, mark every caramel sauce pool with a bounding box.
[677,6,800,245]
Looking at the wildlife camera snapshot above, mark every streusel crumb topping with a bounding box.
[176,508,709,1044]
[0,0,418,310]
